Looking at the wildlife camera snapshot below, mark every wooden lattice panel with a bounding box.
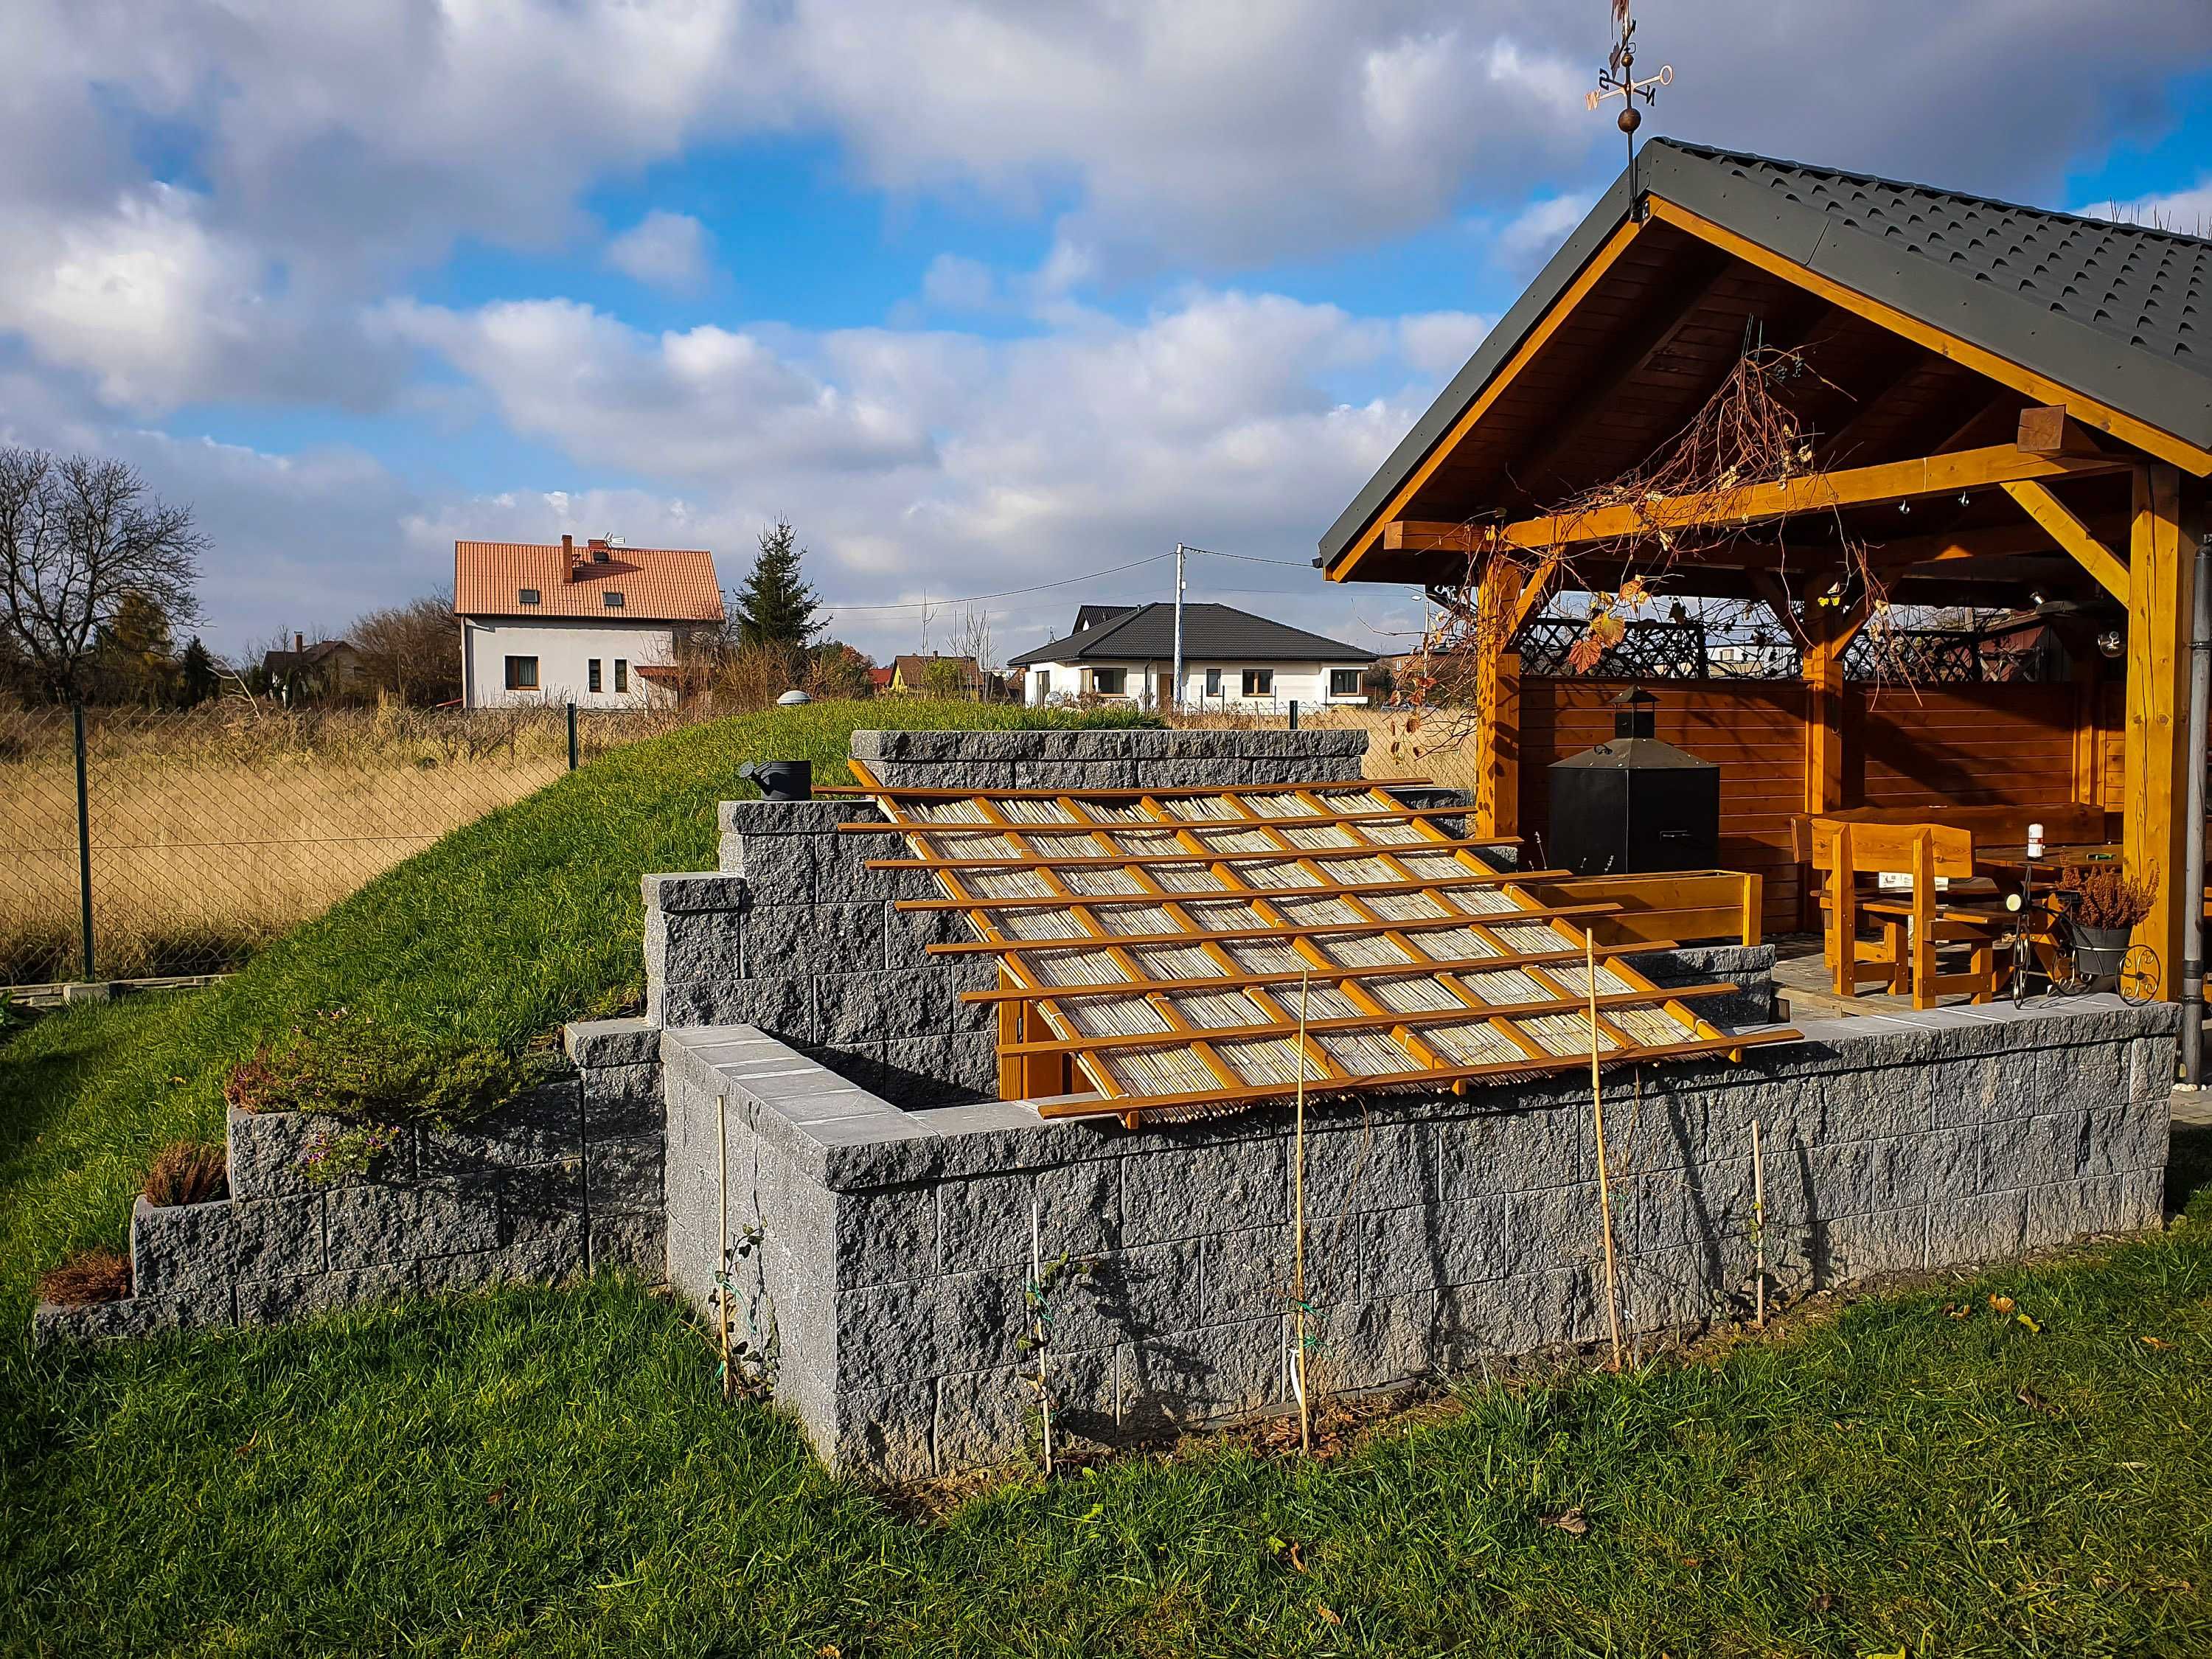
[842,770,1792,1123]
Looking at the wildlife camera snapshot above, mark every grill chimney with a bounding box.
[1613,687,1658,739]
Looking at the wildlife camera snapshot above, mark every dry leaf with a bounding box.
[2017,1312,2042,1335]
[1989,1294,2015,1314]
[1317,1606,1343,1627]
[818,1647,842,1659]
[1540,1507,1590,1536]
[1290,1542,1307,1573]
[2141,1335,2172,1349]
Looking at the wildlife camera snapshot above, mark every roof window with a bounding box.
[518,587,541,605]
[603,591,626,608]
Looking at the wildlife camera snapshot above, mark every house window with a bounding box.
[1241,668,1273,698]
[1329,668,1363,696]
[504,655,539,691]
[603,591,625,608]
[1204,667,1222,697]
[1034,669,1050,699]
[1092,667,1126,695]
[614,659,629,693]
[588,658,602,694]
[518,588,541,605]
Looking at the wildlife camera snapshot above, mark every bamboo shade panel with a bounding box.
[852,770,1793,1123]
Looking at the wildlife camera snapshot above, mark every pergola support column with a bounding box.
[2125,465,2194,999]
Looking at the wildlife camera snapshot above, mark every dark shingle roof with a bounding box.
[1320,138,2212,574]
[1009,602,1374,667]
[1073,604,1135,631]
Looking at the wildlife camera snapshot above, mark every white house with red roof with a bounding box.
[453,535,725,709]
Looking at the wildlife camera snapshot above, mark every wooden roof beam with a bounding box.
[1997,478,2130,602]
[1481,442,2130,553]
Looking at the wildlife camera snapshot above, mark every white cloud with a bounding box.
[2076,178,2212,235]
[921,253,996,312]
[1397,311,1493,381]
[1493,191,1598,275]
[605,211,714,293]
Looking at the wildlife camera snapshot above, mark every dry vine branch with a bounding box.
[1397,342,1899,750]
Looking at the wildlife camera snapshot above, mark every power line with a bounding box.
[1180,544,1313,568]
[819,553,1172,613]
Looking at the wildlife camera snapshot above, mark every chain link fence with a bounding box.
[2,701,665,987]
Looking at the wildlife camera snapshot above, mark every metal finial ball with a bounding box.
[1618,105,1641,134]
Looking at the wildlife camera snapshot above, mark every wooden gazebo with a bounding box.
[1320,140,2211,995]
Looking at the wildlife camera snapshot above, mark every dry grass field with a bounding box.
[1168,703,1481,793]
[0,701,672,984]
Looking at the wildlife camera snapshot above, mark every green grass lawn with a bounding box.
[6,700,2212,1655]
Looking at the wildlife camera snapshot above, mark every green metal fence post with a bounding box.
[72,702,94,981]
[567,701,579,771]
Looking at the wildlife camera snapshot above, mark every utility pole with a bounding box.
[1170,543,1187,713]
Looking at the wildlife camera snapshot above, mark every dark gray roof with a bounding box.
[1320,138,2212,574]
[1072,604,1135,632]
[1008,602,1374,667]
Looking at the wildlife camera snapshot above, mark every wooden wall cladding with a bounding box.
[1517,678,2084,935]
[1517,679,1809,933]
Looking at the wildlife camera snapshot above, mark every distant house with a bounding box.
[1011,602,1377,709]
[260,634,369,704]
[868,665,896,694]
[453,536,724,709]
[885,653,1002,698]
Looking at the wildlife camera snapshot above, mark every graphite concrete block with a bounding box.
[641,872,748,914]
[1011,759,1141,791]
[1980,1111,2091,1193]
[782,1179,939,1290]
[1314,1292,1433,1394]
[2035,1041,2130,1110]
[325,1178,501,1268]
[581,1061,664,1140]
[871,760,1019,793]
[1119,1313,1281,1425]
[1506,1181,1630,1273]
[2025,1176,2132,1244]
[1436,1107,1587,1200]
[31,1287,235,1346]
[227,1105,409,1197]
[647,906,747,983]
[589,1214,667,1279]
[655,975,815,1039]
[933,1349,1117,1474]
[938,1158,1120,1271]
[131,1196,240,1297]
[232,1194,327,1280]
[564,1018,661,1069]
[723,831,815,903]
[2131,1037,2177,1102]
[1199,1223,1354,1326]
[1927,1189,2031,1264]
[1434,1265,1603,1361]
[1303,1120,1431,1216]
[827,1378,939,1484]
[1051,1240,1201,1352]
[1121,1137,1290,1245]
[744,902,883,978]
[880,898,972,969]
[814,970,962,1046]
[933,1269,1028,1377]
[1806,1135,1926,1220]
[585,1133,664,1216]
[1921,1128,1983,1203]
[1366,1195,1506,1291]
[1619,1245,1726,1334]
[2083,1101,2168,1178]
[419,1079,582,1175]
[1809,1208,1927,1284]
[833,1278,946,1390]
[237,1265,413,1324]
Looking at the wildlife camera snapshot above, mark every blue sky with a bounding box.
[8,3,2212,663]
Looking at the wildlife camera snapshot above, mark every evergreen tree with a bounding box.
[179,636,219,705]
[733,521,824,655]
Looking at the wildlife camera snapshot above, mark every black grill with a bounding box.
[1546,690,1720,876]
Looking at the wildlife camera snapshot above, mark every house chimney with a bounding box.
[561,532,578,582]
[295,631,305,655]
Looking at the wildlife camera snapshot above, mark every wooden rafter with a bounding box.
[1998,479,2129,602]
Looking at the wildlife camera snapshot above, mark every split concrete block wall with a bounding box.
[658,996,2175,1482]
[642,727,1372,1105]
[31,1025,668,1346]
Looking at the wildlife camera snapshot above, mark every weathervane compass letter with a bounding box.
[1587,1,1671,146]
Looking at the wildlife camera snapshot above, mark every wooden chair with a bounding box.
[1809,818,2010,1009]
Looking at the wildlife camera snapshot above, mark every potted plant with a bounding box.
[2057,862,2157,981]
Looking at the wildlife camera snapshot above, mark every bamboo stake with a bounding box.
[1032,1200,1053,1478]
[1585,931,1626,1372]
[1751,1116,1768,1329]
[717,1099,733,1402]
[1293,958,1312,1457]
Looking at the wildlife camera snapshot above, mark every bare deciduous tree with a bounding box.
[352,589,462,706]
[0,448,205,700]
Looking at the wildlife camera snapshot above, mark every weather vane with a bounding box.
[1586,0,1671,163]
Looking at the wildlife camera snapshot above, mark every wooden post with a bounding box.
[2126,465,2191,998]
[1802,602,1847,821]
[1472,560,1526,841]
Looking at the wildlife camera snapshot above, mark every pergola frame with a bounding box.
[1321,165,2208,997]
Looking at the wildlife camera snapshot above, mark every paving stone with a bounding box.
[564,1018,660,1068]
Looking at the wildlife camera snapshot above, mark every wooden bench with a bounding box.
[1522,870,1762,948]
[1788,802,2106,865]
[1809,818,2012,1008]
